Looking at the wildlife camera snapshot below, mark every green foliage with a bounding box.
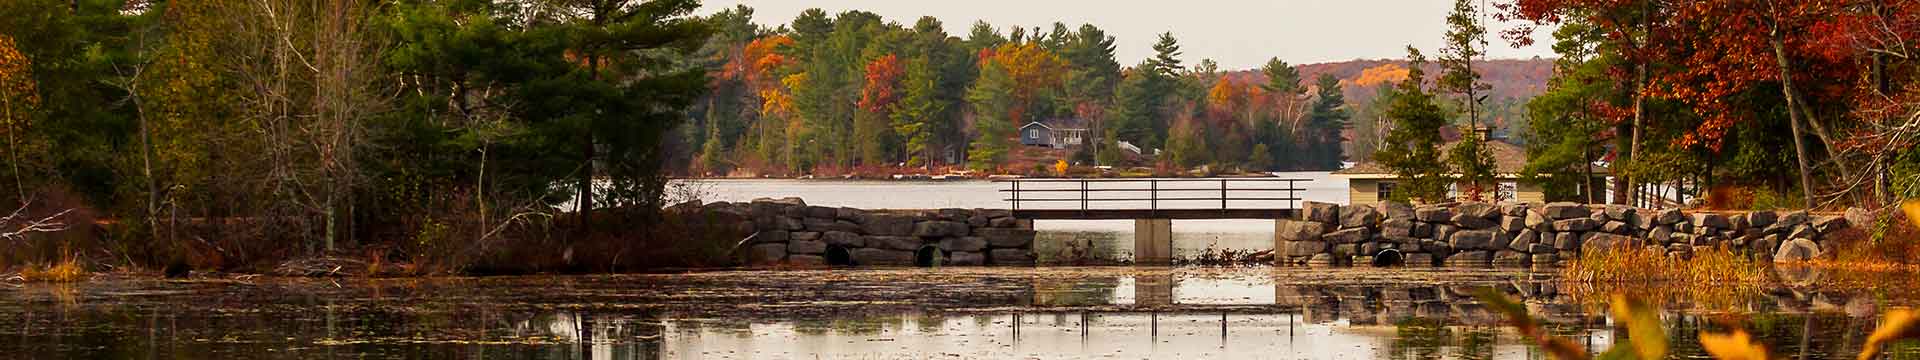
[967,62,1016,171]
[1303,74,1349,169]
[891,58,944,168]
[1247,143,1274,172]
[1374,48,1452,202]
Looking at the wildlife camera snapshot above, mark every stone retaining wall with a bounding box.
[722,198,1036,266]
[1276,201,1855,267]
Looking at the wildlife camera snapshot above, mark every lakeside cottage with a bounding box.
[1333,128,1608,205]
[1019,119,1089,149]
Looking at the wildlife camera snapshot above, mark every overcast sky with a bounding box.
[697,0,1557,70]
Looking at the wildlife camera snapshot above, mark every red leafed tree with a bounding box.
[858,54,903,114]
[1651,0,1861,207]
[1500,0,1668,205]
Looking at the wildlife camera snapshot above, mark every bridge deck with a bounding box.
[1011,208,1298,220]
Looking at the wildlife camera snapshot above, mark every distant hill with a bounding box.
[1225,58,1555,108]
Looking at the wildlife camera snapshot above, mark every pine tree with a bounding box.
[967,61,1016,171]
[891,57,945,169]
[1437,0,1497,198]
[1373,48,1451,203]
[1304,74,1349,170]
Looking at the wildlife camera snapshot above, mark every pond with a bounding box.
[3,267,1915,359]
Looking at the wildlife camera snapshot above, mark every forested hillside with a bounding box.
[671,6,1557,178]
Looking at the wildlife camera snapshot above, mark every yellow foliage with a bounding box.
[1860,308,1920,360]
[19,257,85,283]
[0,34,39,126]
[1903,199,1920,229]
[1053,159,1068,177]
[1610,294,1668,359]
[1352,63,1411,87]
[1700,329,1769,360]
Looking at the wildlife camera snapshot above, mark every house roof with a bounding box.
[1019,122,1053,131]
[1333,138,1609,178]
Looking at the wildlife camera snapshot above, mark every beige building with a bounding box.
[1333,138,1607,206]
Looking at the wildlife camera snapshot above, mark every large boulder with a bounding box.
[1542,202,1591,220]
[823,231,864,247]
[1451,213,1499,230]
[1600,221,1631,235]
[1499,216,1526,233]
[1341,205,1382,228]
[1282,240,1330,257]
[948,251,985,266]
[1551,218,1597,232]
[1579,233,1637,253]
[1451,230,1498,251]
[913,220,971,238]
[804,217,862,232]
[1649,226,1675,244]
[1456,202,1499,219]
[1747,210,1778,229]
[1692,213,1731,230]
[803,205,838,219]
[1276,219,1333,242]
[1553,232,1580,250]
[940,236,988,252]
[1382,218,1417,240]
[1497,202,1532,217]
[852,248,915,266]
[751,230,791,244]
[1525,211,1550,232]
[1813,216,1848,233]
[1415,206,1454,222]
[1508,229,1539,252]
[1303,201,1341,224]
[867,236,925,251]
[979,228,1037,248]
[788,240,828,254]
[1379,202,1416,220]
[1654,208,1686,226]
[1603,205,1636,221]
[1773,239,1821,263]
[1324,227,1371,244]
[747,243,787,264]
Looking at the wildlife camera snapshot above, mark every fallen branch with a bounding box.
[0,202,71,242]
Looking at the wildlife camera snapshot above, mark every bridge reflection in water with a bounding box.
[655,273,1624,359]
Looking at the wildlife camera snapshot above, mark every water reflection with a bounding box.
[2,268,1918,359]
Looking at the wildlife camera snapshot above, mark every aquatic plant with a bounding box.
[17,255,84,282]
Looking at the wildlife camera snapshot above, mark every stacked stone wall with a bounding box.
[1276,201,1853,267]
[722,198,1036,266]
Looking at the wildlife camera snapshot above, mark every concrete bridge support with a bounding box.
[1134,219,1173,265]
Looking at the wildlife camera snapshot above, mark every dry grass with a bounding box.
[17,256,86,283]
[1562,246,1766,284]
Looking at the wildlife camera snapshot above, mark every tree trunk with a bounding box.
[1771,37,1819,209]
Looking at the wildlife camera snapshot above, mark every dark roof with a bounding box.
[1334,139,1608,176]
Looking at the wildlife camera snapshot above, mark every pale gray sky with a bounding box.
[697,0,1557,69]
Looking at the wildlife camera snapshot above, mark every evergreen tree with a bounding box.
[966,61,1016,171]
[1373,48,1451,202]
[1436,0,1497,198]
[891,58,945,169]
[1303,74,1349,169]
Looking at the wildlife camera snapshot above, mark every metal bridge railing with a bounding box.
[994,178,1310,214]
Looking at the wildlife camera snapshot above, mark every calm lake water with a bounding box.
[681,171,1352,262]
[7,177,1918,359]
[4,267,1916,359]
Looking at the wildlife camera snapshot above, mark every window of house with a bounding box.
[1377,181,1395,201]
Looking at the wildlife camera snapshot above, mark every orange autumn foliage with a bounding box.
[858,54,902,114]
